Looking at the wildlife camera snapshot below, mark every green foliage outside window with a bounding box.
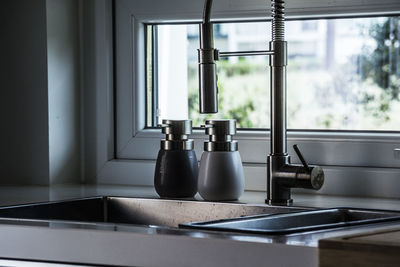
[188,17,400,130]
[359,17,400,122]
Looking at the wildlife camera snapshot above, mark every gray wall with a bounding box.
[47,0,81,184]
[0,0,50,184]
[81,0,114,184]
[0,0,81,185]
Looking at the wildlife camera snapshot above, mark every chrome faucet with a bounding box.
[198,0,324,205]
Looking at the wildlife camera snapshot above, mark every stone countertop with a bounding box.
[0,184,399,267]
[0,184,399,211]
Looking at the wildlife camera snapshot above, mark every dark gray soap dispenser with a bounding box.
[154,120,198,198]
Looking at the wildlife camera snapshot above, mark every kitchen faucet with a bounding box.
[198,0,325,205]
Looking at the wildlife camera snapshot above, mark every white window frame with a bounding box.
[93,0,400,198]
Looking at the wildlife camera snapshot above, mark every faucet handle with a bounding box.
[293,144,310,170]
[293,144,324,190]
[200,124,214,129]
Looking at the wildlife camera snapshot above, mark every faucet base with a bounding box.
[266,153,325,206]
[266,198,293,206]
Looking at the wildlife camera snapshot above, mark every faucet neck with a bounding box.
[269,41,287,155]
[270,0,287,155]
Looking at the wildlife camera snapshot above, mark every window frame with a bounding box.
[95,0,400,198]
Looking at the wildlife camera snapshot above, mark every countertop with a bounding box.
[0,184,399,267]
[1,184,399,211]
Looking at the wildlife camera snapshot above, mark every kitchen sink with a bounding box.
[3,197,398,235]
[180,208,400,235]
[0,197,303,227]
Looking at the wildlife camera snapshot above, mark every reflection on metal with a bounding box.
[181,208,400,235]
[0,196,303,227]
[394,148,400,159]
[219,50,274,58]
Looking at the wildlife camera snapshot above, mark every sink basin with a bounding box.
[0,197,303,227]
[180,208,400,234]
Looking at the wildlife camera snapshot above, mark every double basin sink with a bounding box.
[0,196,399,235]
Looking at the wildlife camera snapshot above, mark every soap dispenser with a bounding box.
[154,120,198,198]
[198,119,245,201]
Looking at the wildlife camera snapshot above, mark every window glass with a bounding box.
[147,16,400,130]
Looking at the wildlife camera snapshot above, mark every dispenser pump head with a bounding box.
[158,119,194,150]
[201,119,238,151]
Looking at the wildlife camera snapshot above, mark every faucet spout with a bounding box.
[198,0,218,114]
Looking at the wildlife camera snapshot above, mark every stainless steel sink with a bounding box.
[0,197,303,227]
[180,208,400,234]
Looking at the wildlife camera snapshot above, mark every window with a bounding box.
[147,17,400,131]
[111,0,400,197]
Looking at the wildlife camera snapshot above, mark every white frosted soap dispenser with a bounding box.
[198,119,245,201]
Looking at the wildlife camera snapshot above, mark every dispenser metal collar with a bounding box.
[159,120,194,151]
[202,119,238,152]
[159,119,192,136]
